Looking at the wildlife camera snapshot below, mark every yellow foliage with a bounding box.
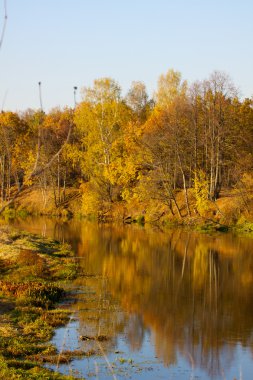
[240,172,253,190]
[193,170,210,215]
[80,182,100,215]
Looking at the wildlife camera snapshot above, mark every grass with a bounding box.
[0,226,84,380]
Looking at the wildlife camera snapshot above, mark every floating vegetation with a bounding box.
[79,334,110,342]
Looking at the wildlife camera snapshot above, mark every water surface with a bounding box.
[11,217,253,379]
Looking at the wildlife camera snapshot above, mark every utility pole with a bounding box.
[73,86,77,108]
[38,81,43,111]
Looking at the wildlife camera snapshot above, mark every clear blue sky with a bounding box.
[0,0,253,111]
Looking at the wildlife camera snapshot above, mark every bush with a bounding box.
[193,170,210,216]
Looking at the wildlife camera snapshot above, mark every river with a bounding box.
[9,216,253,379]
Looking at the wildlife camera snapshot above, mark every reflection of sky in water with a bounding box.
[51,319,81,352]
[49,313,253,380]
[11,217,253,380]
[49,317,194,379]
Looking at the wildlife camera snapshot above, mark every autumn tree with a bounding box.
[0,69,252,220]
[40,107,75,208]
[141,69,192,217]
[0,106,73,215]
[0,112,26,202]
[74,78,132,215]
[125,81,152,122]
[200,72,237,199]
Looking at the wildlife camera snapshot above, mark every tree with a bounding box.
[37,107,75,208]
[155,69,187,108]
[75,78,131,213]
[200,72,237,199]
[0,107,73,215]
[146,69,192,216]
[125,81,151,122]
[0,112,26,203]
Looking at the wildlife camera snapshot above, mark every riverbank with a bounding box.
[4,186,253,233]
[0,225,84,380]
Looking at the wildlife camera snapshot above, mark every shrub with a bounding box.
[193,170,210,215]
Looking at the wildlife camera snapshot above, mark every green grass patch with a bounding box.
[0,226,82,379]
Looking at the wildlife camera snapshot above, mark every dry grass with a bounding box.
[15,187,81,216]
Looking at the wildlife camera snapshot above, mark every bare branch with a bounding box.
[0,0,7,51]
[31,122,73,178]
[0,123,73,215]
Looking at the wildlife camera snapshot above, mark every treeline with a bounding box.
[1,69,253,220]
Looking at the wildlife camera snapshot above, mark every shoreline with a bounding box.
[0,225,84,380]
[1,186,253,234]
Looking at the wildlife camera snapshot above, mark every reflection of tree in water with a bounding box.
[125,314,146,351]
[73,275,129,354]
[11,219,253,378]
[78,226,253,378]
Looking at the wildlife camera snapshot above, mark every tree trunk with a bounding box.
[172,195,182,219]
[182,172,191,217]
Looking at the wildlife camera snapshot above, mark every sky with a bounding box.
[0,0,253,112]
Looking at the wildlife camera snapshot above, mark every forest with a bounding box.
[1,69,253,225]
